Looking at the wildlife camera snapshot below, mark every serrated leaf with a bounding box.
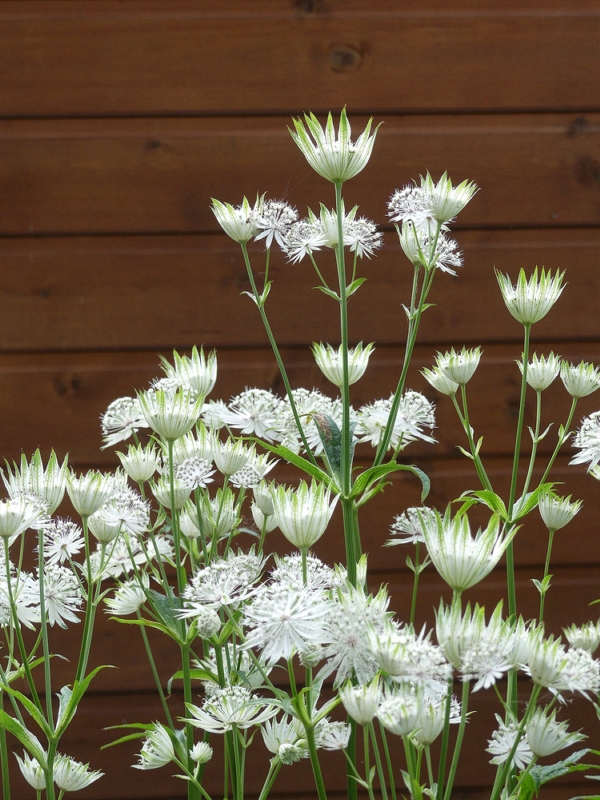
[530,749,591,786]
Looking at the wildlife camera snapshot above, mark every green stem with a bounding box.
[520,389,543,500]
[240,242,318,466]
[0,692,11,800]
[137,610,174,729]
[378,720,397,800]
[409,541,421,626]
[455,386,493,491]
[538,528,555,623]
[181,643,201,800]
[539,396,578,486]
[436,679,454,800]
[334,181,352,501]
[257,758,282,800]
[368,722,388,800]
[341,498,361,587]
[442,680,470,800]
[36,530,54,728]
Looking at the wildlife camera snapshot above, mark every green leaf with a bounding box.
[101,722,154,750]
[352,462,430,503]
[463,489,508,517]
[167,668,218,695]
[54,665,114,738]
[0,710,46,765]
[311,413,349,484]
[255,440,335,489]
[517,772,536,800]
[148,588,182,637]
[346,277,367,298]
[532,575,552,595]
[316,285,341,302]
[0,685,53,738]
[530,749,591,787]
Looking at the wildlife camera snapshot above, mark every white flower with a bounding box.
[571,410,600,469]
[151,476,191,510]
[180,550,264,612]
[290,108,379,183]
[218,388,282,441]
[411,692,461,746]
[317,204,382,257]
[213,438,253,477]
[422,171,478,223]
[435,346,482,386]
[43,518,84,565]
[369,621,451,691]
[561,360,600,399]
[525,706,585,758]
[377,686,421,737]
[271,481,338,550]
[0,497,45,541]
[53,754,103,792]
[339,678,382,725]
[517,352,562,392]
[186,686,277,733]
[387,506,435,545]
[189,741,213,764]
[138,388,202,441]
[105,575,149,616]
[255,199,298,248]
[243,583,331,665]
[15,752,46,790]
[161,346,217,399]
[399,220,463,275]
[262,716,308,764]
[496,267,565,326]
[564,621,600,653]
[270,552,339,591]
[538,492,582,531]
[281,216,327,264]
[3,449,68,514]
[421,365,459,396]
[211,195,262,243]
[230,451,277,490]
[320,585,390,686]
[133,723,175,770]
[41,564,83,627]
[420,508,515,593]
[67,469,122,517]
[315,720,351,750]
[100,396,149,449]
[174,456,216,490]
[388,183,434,226]
[487,715,533,770]
[99,487,150,535]
[117,443,160,483]
[312,342,374,388]
[357,391,436,450]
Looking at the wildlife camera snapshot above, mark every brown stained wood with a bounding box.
[1,115,600,234]
[1,229,600,351]
[0,1,599,117]
[1,343,600,466]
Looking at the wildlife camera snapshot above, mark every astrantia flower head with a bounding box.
[138,388,203,441]
[420,507,515,593]
[185,686,277,733]
[561,360,600,399]
[517,351,562,392]
[160,346,217,400]
[420,365,459,396]
[538,492,582,531]
[0,497,45,541]
[290,108,379,183]
[271,480,338,550]
[399,221,463,275]
[133,723,175,770]
[255,199,298,249]
[262,716,308,764]
[312,341,374,388]
[435,346,482,386]
[14,752,46,791]
[339,678,381,725]
[357,391,436,451]
[100,396,149,449]
[213,438,253,477]
[377,685,421,737]
[564,621,600,653]
[388,183,434,226]
[190,741,213,765]
[66,469,121,517]
[151,475,192,510]
[369,620,452,690]
[525,706,585,758]
[174,456,216,490]
[496,267,565,325]
[53,754,103,792]
[387,506,436,546]
[281,216,327,264]
[317,204,382,258]
[487,714,533,770]
[105,575,149,616]
[117,443,160,483]
[218,387,282,441]
[571,411,600,469]
[422,171,478,223]
[43,518,84,565]
[211,195,263,243]
[3,449,68,514]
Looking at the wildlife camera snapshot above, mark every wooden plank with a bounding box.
[0,114,600,233]
[0,1,599,116]
[1,343,599,466]
[1,229,600,351]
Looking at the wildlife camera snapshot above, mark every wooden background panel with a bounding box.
[1,114,600,234]
[0,1,599,117]
[1,343,599,466]
[1,229,599,352]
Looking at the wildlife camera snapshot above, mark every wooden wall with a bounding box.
[2,2,600,798]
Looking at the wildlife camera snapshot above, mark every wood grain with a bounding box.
[0,115,599,234]
[0,1,598,117]
[1,229,599,351]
